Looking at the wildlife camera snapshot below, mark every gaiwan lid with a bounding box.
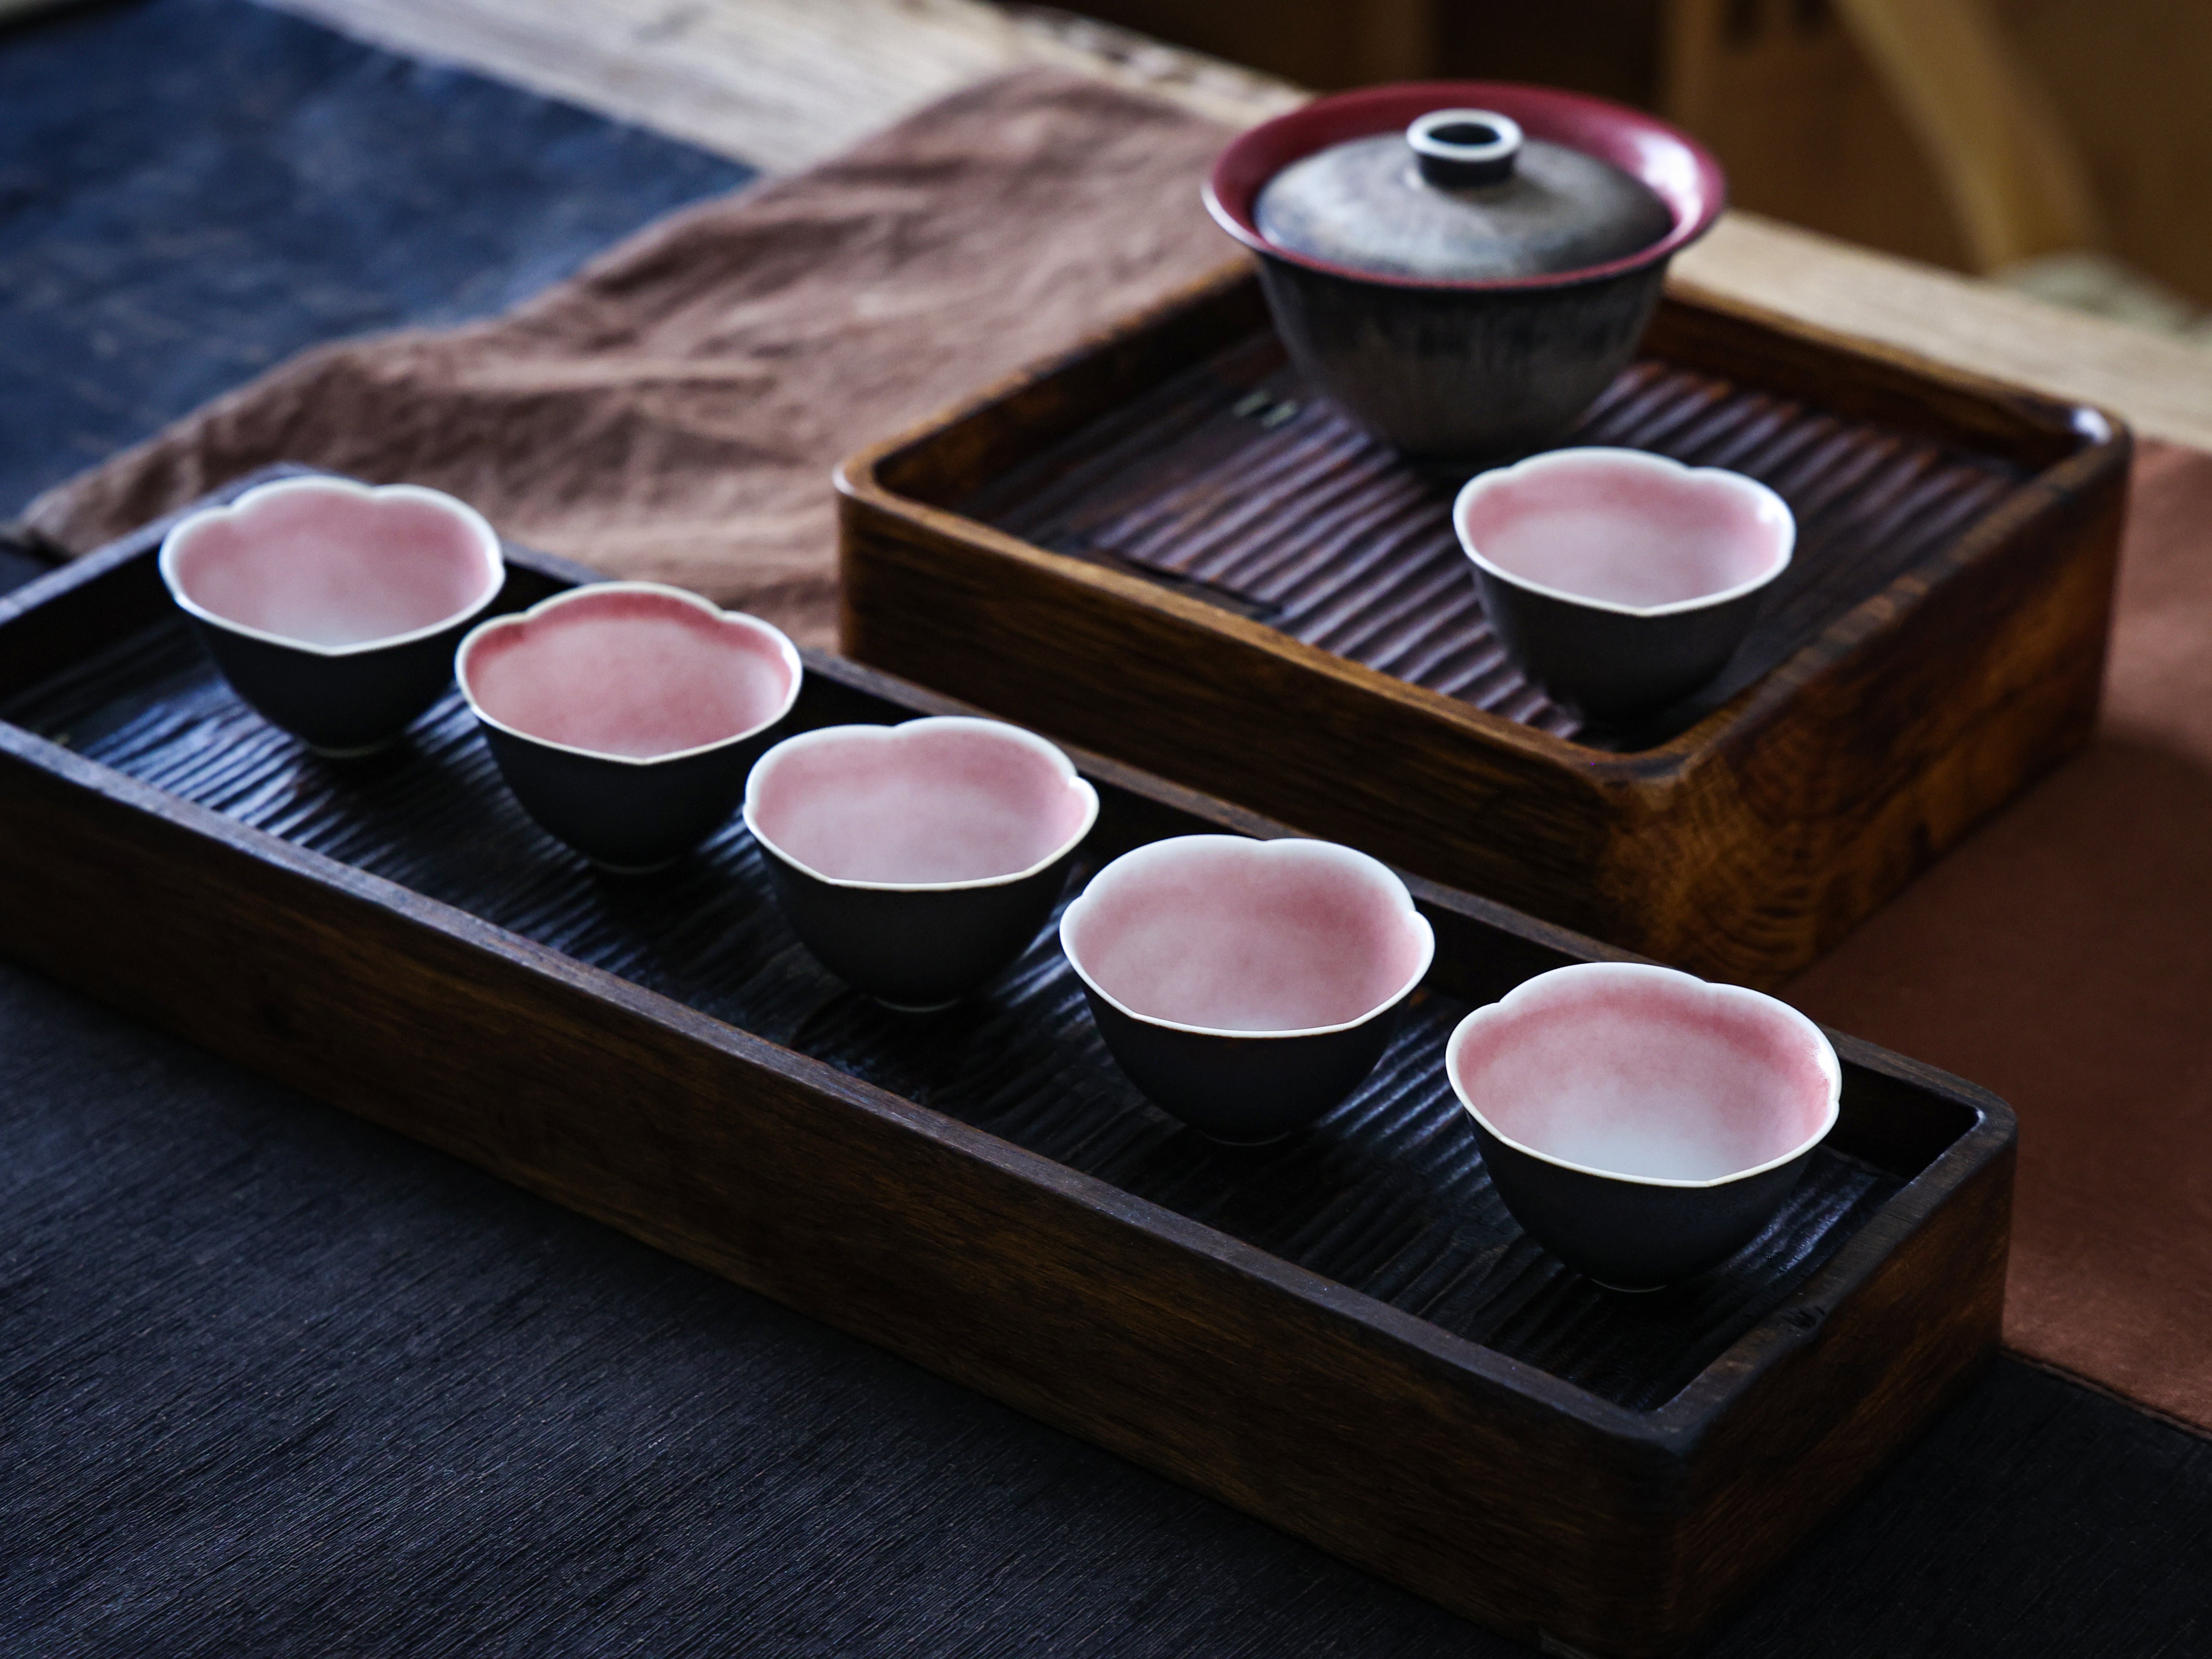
[1255,108,1676,284]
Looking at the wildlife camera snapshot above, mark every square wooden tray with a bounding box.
[0,477,2012,1657]
[835,265,2130,983]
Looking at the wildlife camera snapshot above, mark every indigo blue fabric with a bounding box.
[0,0,753,518]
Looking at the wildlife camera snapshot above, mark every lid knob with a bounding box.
[1408,109,1522,190]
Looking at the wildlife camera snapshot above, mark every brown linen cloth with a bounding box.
[25,68,2212,1432]
[24,69,1238,650]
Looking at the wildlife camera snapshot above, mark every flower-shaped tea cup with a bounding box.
[744,717,1099,1011]
[1446,961,1842,1290]
[158,476,506,756]
[1060,835,1434,1144]
[1453,448,1794,722]
[458,582,802,871]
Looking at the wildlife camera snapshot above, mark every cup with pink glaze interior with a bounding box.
[1446,962,1842,1290]
[744,717,1100,1011]
[1060,835,1435,1144]
[458,583,801,872]
[1453,448,1794,722]
[158,476,506,756]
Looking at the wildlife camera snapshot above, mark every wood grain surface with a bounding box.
[837,266,2128,982]
[258,0,1297,171]
[0,490,2012,1655]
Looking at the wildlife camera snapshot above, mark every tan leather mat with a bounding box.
[1790,436,2212,1430]
[26,68,2212,1433]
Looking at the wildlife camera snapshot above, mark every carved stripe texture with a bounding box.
[10,624,1900,1411]
[965,336,2026,746]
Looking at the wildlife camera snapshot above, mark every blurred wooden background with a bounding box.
[1051,0,2212,315]
[254,0,2212,449]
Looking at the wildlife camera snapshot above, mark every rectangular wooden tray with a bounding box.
[835,265,2131,983]
[0,478,2013,1657]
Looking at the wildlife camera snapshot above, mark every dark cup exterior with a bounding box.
[483,722,779,872]
[1470,1119,1815,1291]
[1080,989,1406,1145]
[188,606,488,756]
[759,846,1078,1010]
[1471,564,1768,722]
[1253,252,1669,458]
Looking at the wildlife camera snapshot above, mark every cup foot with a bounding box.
[874,995,960,1014]
[1587,1277,1668,1294]
[589,856,681,876]
[304,734,403,759]
[1192,1126,1302,1148]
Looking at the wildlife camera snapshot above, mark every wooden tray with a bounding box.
[0,478,2013,1658]
[835,265,2130,983]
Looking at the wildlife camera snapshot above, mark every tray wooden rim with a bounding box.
[832,259,2128,779]
[0,504,2012,1456]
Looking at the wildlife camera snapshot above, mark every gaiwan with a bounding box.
[1205,82,1724,457]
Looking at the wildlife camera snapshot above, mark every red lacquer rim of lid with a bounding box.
[1205,81,1727,293]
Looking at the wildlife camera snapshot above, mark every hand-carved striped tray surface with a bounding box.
[960,331,2030,745]
[7,614,1904,1413]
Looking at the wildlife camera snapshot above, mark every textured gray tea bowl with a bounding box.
[1205,81,1725,458]
[458,582,802,872]
[158,476,506,757]
[744,716,1100,1012]
[1060,835,1435,1145]
[1446,962,1842,1291]
[1453,447,1794,722]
